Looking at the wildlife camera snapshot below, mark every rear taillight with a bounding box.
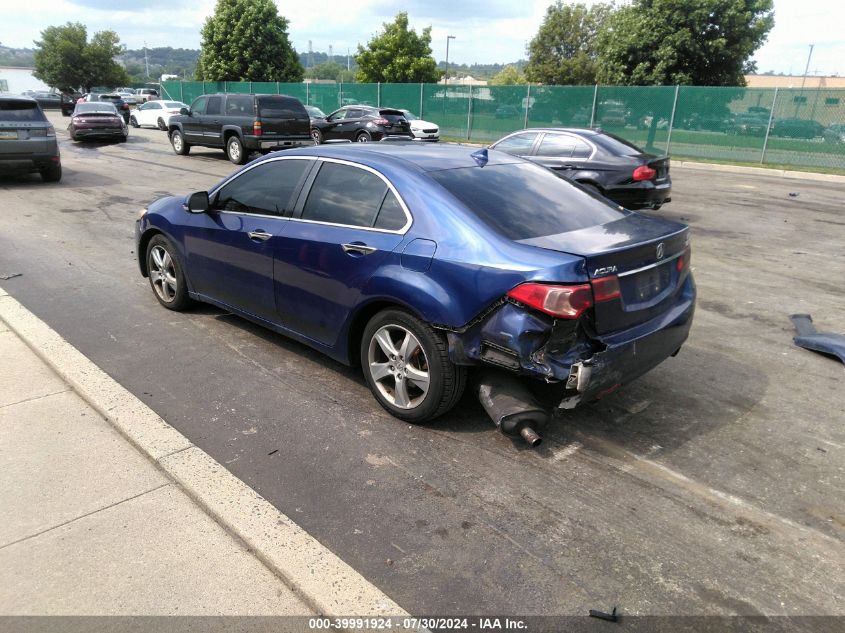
[507,283,593,319]
[372,117,389,125]
[633,165,657,181]
[591,275,621,302]
[676,246,691,273]
[253,120,262,136]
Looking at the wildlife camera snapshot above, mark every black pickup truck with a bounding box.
[168,93,312,164]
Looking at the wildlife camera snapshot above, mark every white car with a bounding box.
[129,100,187,131]
[399,109,439,141]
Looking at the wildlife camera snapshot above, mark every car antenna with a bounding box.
[470,148,488,167]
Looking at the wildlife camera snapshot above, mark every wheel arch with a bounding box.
[346,299,428,367]
[137,228,164,277]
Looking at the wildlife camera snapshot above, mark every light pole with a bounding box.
[800,44,815,89]
[445,35,456,85]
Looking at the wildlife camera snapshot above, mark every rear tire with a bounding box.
[226,135,248,165]
[311,128,323,145]
[171,130,190,155]
[41,163,62,183]
[129,116,139,128]
[157,117,167,131]
[361,309,466,423]
[356,131,371,143]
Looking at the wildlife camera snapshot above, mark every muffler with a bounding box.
[476,369,549,448]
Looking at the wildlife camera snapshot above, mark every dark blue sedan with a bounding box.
[136,143,695,428]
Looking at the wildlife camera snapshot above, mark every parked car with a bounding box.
[0,95,61,182]
[116,89,140,105]
[135,88,159,102]
[398,109,440,141]
[68,102,128,142]
[310,106,412,144]
[490,128,672,210]
[168,93,312,164]
[494,104,520,119]
[770,118,824,139]
[136,144,694,429]
[97,93,131,123]
[823,123,845,144]
[130,100,187,130]
[31,91,62,110]
[727,113,769,136]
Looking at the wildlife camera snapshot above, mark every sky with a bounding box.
[0,0,843,76]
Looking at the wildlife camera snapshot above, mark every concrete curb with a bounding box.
[0,290,408,618]
[673,160,845,183]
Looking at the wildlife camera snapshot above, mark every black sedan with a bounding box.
[311,106,412,144]
[490,128,671,210]
[97,93,131,123]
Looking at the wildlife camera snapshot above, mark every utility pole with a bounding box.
[347,47,350,72]
[329,45,333,62]
[445,35,456,85]
[800,44,815,89]
[144,41,150,79]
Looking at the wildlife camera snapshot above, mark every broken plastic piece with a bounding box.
[0,272,22,280]
[589,606,618,622]
[790,314,845,364]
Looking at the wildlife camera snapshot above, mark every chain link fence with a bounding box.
[161,81,845,171]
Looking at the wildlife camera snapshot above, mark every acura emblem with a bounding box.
[656,242,665,259]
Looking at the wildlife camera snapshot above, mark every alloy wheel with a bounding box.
[149,245,178,303]
[367,324,430,409]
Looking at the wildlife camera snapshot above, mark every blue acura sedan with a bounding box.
[136,143,695,432]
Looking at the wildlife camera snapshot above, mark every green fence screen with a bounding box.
[160,81,845,171]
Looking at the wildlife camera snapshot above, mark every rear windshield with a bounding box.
[76,103,117,114]
[593,132,643,157]
[0,100,46,122]
[257,96,307,119]
[429,162,625,240]
[379,110,406,123]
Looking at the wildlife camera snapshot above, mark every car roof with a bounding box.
[271,143,523,173]
[507,127,602,137]
[0,95,37,103]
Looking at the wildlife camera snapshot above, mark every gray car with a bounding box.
[0,96,61,182]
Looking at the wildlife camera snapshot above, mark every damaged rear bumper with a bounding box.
[445,276,696,408]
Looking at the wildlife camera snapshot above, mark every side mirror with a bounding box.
[180,107,190,116]
[185,191,209,213]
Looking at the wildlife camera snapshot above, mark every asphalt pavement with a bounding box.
[0,110,842,618]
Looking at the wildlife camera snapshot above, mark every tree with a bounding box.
[490,65,527,85]
[33,22,128,91]
[595,0,774,86]
[305,61,345,81]
[355,12,440,83]
[198,0,303,82]
[525,2,614,85]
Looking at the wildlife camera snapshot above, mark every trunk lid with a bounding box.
[378,109,412,135]
[519,213,689,334]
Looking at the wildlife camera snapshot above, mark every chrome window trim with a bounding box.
[490,130,540,154]
[293,157,413,235]
[617,250,683,277]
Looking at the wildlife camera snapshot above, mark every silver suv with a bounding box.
[0,96,61,182]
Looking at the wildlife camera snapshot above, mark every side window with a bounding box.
[345,109,364,119]
[536,133,577,157]
[191,96,208,115]
[571,139,593,158]
[492,132,538,155]
[138,102,150,110]
[302,163,388,228]
[226,95,253,114]
[150,102,162,110]
[327,110,345,122]
[206,96,222,115]
[374,191,408,231]
[214,160,309,216]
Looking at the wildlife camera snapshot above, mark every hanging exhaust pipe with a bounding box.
[476,369,549,448]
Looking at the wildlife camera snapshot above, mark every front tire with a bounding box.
[361,309,466,423]
[146,235,191,311]
[171,130,190,155]
[311,128,323,145]
[226,135,248,164]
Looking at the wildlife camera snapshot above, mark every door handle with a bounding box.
[248,230,272,242]
[341,243,377,255]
